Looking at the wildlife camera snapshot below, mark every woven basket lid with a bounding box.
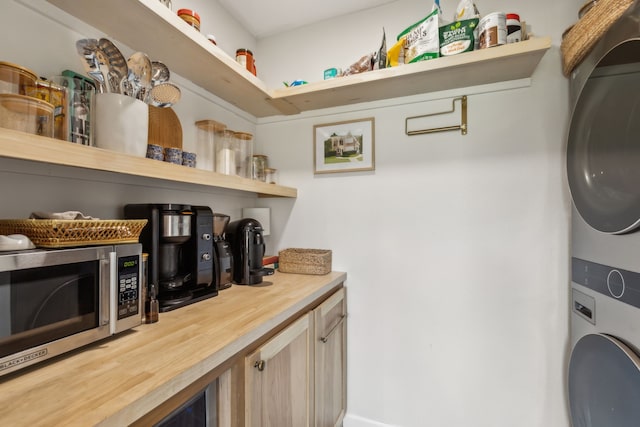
[561,0,634,76]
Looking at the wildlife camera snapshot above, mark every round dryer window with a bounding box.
[569,334,640,427]
[567,40,640,234]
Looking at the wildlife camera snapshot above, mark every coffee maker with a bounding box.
[212,213,233,290]
[225,218,274,285]
[124,204,217,311]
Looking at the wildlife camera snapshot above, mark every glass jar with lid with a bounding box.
[265,167,278,184]
[215,129,237,175]
[195,119,226,171]
[233,131,253,178]
[252,154,268,181]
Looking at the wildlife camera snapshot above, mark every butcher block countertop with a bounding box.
[0,271,347,427]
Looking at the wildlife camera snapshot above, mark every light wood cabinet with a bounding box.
[243,287,347,427]
[314,287,347,427]
[245,313,314,427]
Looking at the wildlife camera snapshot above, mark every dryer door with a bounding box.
[567,39,640,234]
[569,333,640,427]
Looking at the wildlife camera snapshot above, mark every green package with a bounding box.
[439,18,479,56]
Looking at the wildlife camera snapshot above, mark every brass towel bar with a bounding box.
[405,95,468,136]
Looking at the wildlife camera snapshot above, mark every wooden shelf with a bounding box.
[47,0,551,118]
[273,37,552,112]
[0,128,297,198]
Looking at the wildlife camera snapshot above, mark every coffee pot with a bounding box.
[225,218,274,285]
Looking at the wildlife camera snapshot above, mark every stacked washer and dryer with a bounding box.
[567,2,640,426]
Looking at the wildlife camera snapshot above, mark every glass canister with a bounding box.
[26,79,67,141]
[0,94,54,137]
[216,129,237,175]
[233,131,253,178]
[265,167,278,184]
[251,154,268,181]
[195,119,226,171]
[0,61,37,95]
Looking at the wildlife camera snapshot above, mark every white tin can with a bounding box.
[477,12,507,49]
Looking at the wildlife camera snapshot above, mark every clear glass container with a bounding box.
[233,131,253,178]
[0,61,37,95]
[265,167,278,185]
[0,94,54,137]
[195,119,226,171]
[252,154,268,181]
[216,129,237,175]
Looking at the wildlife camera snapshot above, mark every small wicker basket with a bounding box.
[278,248,332,275]
[0,219,147,248]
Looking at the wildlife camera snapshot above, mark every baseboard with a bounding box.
[343,413,397,427]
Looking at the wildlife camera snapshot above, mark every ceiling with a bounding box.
[218,0,398,38]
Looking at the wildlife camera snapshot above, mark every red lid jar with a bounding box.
[177,9,200,32]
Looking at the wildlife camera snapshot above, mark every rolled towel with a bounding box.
[29,211,99,220]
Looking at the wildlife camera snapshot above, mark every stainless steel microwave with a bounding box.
[0,243,142,377]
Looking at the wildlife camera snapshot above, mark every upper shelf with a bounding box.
[0,128,297,198]
[47,0,551,118]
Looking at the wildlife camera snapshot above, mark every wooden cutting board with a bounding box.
[148,106,182,149]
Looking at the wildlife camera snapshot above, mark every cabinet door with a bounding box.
[314,288,347,427]
[245,313,313,427]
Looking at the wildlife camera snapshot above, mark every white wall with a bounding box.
[254,0,580,426]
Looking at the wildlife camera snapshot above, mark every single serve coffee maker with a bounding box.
[225,218,274,285]
[124,204,217,311]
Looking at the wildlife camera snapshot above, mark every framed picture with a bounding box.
[313,117,375,174]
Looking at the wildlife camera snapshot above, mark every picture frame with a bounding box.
[313,117,375,174]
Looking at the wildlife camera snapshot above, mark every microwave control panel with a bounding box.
[117,254,140,319]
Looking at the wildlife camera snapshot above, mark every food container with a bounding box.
[252,154,268,181]
[278,248,332,275]
[0,61,37,95]
[233,131,254,178]
[265,167,278,184]
[177,8,200,31]
[26,79,67,141]
[236,49,256,75]
[195,119,226,171]
[506,13,522,43]
[0,94,54,137]
[477,12,507,49]
[216,129,237,175]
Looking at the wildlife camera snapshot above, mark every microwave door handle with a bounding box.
[108,251,117,335]
[98,253,112,332]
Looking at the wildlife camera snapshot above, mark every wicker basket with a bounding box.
[0,219,147,248]
[278,248,332,275]
[561,0,634,76]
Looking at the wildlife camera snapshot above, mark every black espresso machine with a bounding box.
[124,204,217,311]
[225,218,274,285]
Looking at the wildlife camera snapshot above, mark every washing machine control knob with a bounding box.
[607,269,625,299]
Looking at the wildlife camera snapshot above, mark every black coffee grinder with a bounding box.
[124,204,217,311]
[225,218,274,285]
[212,213,233,290]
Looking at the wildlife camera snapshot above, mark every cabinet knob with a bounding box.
[254,360,265,371]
